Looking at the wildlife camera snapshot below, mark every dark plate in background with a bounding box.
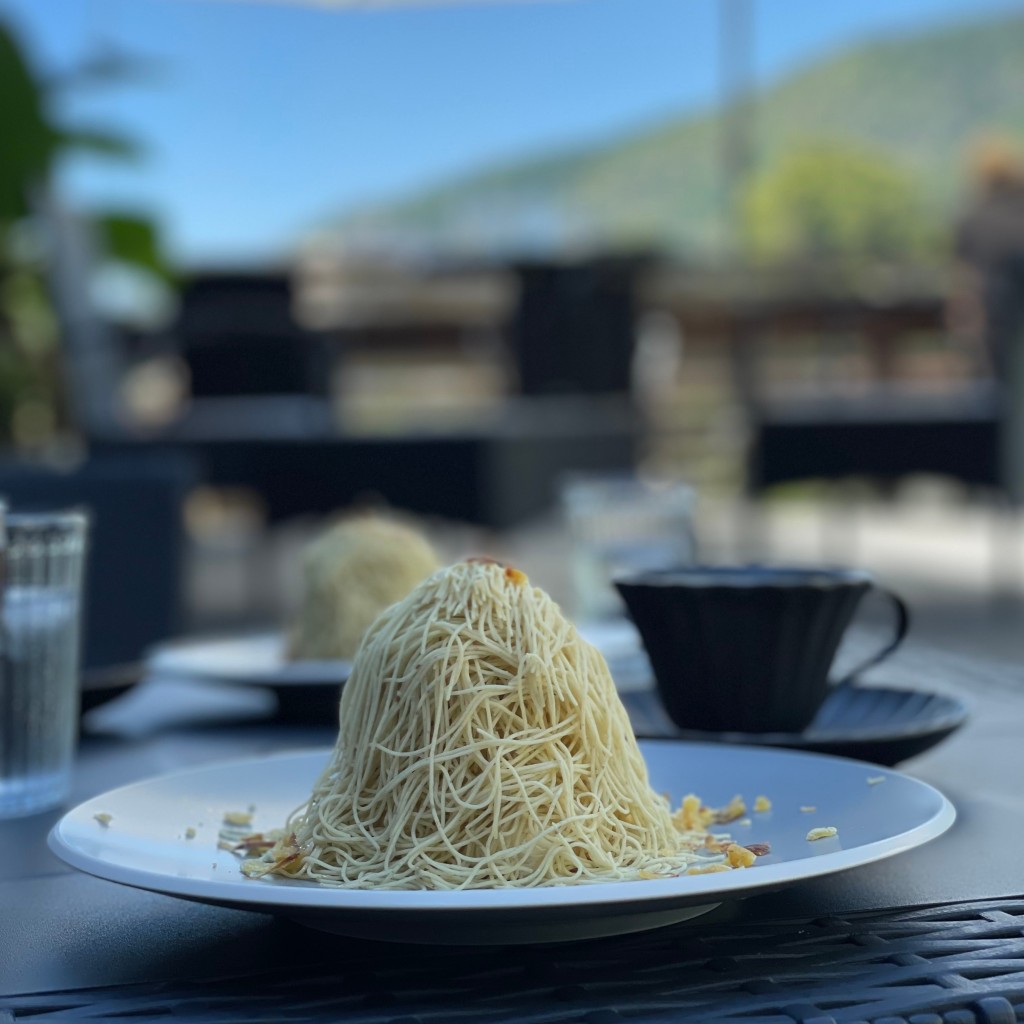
[267,683,342,723]
[80,663,143,715]
[621,683,970,766]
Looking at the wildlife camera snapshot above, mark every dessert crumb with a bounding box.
[806,826,839,842]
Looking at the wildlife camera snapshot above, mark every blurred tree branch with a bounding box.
[0,20,167,449]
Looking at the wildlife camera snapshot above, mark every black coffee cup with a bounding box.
[614,566,909,734]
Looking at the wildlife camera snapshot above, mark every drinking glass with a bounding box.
[561,474,697,622]
[0,510,89,818]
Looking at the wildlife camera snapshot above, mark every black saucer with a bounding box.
[620,683,970,767]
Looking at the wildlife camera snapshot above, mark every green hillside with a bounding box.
[333,12,1024,259]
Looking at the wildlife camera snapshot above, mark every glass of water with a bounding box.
[0,509,89,818]
[562,474,697,622]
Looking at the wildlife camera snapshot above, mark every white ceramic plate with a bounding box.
[49,742,953,944]
[147,623,646,693]
[147,632,353,687]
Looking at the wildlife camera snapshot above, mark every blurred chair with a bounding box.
[51,236,640,529]
[746,383,1001,495]
[175,272,332,404]
[0,453,197,668]
[747,256,1024,504]
[47,221,336,441]
[507,256,650,397]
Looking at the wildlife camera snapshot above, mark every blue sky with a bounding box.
[2,0,1020,265]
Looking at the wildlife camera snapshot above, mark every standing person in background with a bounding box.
[951,136,1024,381]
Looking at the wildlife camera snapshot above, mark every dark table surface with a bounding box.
[3,635,1024,1022]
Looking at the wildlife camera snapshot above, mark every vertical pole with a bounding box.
[720,0,760,556]
[719,0,755,260]
[995,266,1024,595]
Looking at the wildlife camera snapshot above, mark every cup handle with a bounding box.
[835,587,911,685]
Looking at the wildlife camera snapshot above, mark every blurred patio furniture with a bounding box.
[507,255,649,397]
[641,263,1017,502]
[174,271,333,418]
[56,254,643,529]
[0,452,195,669]
[43,206,335,442]
[644,265,952,410]
[739,260,1024,505]
[746,382,1001,496]
[95,396,637,528]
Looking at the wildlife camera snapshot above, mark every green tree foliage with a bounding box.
[0,25,52,223]
[741,144,934,265]
[0,25,140,223]
[0,21,164,449]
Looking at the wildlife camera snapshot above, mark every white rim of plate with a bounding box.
[49,744,955,914]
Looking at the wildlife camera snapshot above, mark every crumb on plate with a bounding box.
[806,826,839,841]
[727,844,757,868]
[686,863,732,875]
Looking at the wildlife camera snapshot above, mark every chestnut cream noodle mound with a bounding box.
[288,517,439,661]
[249,560,717,889]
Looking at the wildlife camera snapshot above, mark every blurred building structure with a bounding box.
[5,0,1024,649]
